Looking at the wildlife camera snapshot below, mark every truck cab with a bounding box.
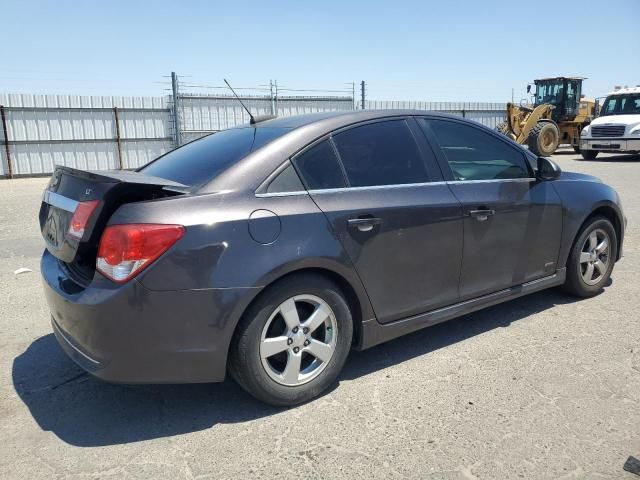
[580,86,640,160]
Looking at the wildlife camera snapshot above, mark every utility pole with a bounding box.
[360,81,366,110]
[351,82,356,110]
[171,72,181,147]
[270,80,275,115]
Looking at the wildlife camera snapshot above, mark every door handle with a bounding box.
[469,209,495,222]
[348,217,382,232]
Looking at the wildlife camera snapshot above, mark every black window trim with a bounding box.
[417,116,536,182]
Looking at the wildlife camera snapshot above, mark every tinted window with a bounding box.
[293,140,346,190]
[266,163,305,193]
[140,127,289,187]
[332,120,428,187]
[423,119,530,181]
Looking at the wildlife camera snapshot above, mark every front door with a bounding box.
[418,117,563,301]
[292,119,464,324]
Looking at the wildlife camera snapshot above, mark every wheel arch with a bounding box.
[230,264,373,358]
[566,203,624,265]
[582,205,624,261]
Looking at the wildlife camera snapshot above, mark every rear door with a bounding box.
[418,117,563,301]
[293,118,464,324]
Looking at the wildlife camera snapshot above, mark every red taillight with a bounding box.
[96,224,185,283]
[67,200,101,241]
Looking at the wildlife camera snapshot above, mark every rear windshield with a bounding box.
[140,127,290,187]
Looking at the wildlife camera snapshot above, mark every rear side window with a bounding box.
[140,127,289,187]
[266,163,305,193]
[422,119,531,181]
[293,140,347,190]
[332,120,429,187]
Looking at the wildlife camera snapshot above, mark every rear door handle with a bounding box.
[469,209,495,221]
[348,217,382,232]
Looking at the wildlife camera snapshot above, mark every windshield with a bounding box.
[140,127,291,187]
[600,94,640,116]
[535,81,564,106]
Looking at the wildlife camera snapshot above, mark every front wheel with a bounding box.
[229,274,353,406]
[581,149,598,160]
[562,216,617,297]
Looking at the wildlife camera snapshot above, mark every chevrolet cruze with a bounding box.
[40,110,625,406]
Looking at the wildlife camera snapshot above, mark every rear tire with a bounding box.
[561,216,617,298]
[581,150,598,160]
[229,274,353,406]
[527,121,560,156]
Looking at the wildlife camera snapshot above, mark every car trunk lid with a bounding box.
[39,166,188,280]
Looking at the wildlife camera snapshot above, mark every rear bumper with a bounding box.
[41,250,260,383]
[580,138,640,152]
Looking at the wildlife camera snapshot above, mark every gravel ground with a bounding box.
[0,148,638,479]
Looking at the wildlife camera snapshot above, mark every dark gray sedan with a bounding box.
[40,110,625,406]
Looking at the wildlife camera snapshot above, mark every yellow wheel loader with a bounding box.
[496,77,595,156]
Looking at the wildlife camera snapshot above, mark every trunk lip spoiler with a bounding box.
[54,166,190,189]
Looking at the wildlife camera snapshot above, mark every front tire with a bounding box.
[581,149,598,160]
[562,216,617,297]
[527,121,560,156]
[229,274,353,406]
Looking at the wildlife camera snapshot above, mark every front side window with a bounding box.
[332,120,429,187]
[293,140,347,190]
[422,119,531,181]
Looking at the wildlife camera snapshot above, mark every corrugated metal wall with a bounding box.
[364,100,507,128]
[0,94,172,177]
[0,93,507,178]
[178,94,354,143]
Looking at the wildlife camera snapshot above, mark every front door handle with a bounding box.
[469,209,495,222]
[348,217,382,232]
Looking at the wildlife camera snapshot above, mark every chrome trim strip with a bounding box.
[256,178,536,197]
[255,191,309,198]
[446,178,536,185]
[43,191,78,213]
[308,181,448,195]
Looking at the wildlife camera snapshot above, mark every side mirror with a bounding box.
[537,157,561,181]
[526,84,531,94]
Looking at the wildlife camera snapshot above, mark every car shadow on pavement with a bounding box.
[13,288,582,447]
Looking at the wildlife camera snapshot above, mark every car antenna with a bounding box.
[223,79,276,125]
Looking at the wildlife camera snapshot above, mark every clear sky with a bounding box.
[1,0,639,102]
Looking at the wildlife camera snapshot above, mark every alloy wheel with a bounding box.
[259,295,338,386]
[579,228,610,286]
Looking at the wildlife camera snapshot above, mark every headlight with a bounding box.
[581,126,590,137]
[632,128,640,136]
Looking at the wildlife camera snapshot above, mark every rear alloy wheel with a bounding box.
[259,295,338,386]
[527,121,560,156]
[229,274,352,406]
[562,216,617,297]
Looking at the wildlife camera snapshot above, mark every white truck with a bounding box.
[579,86,640,160]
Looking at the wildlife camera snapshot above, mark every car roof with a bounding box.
[253,109,462,131]
[201,109,533,194]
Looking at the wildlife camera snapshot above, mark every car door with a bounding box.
[418,117,563,301]
[292,118,464,324]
